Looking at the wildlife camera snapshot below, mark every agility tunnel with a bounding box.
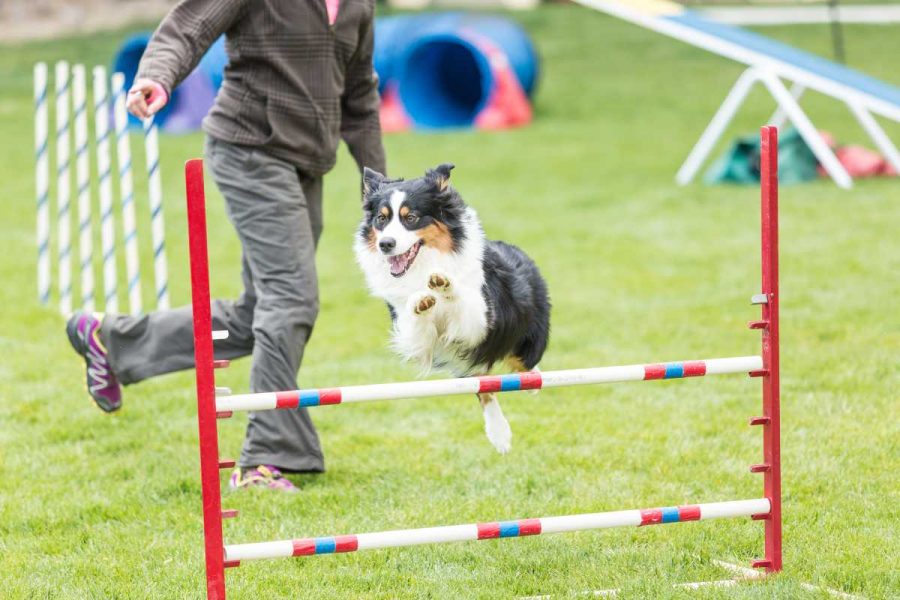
[183,127,782,598]
[375,13,540,130]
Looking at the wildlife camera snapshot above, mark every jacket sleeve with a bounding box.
[136,0,248,97]
[340,15,387,175]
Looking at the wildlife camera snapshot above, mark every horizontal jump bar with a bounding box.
[217,356,763,413]
[225,498,770,563]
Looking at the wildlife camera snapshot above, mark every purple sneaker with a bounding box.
[229,465,299,493]
[66,311,122,412]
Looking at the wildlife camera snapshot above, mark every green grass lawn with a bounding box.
[1,5,898,599]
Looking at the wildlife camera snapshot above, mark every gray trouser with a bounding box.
[101,136,325,472]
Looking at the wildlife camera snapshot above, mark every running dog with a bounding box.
[354,164,550,454]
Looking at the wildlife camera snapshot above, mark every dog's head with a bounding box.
[358,163,468,277]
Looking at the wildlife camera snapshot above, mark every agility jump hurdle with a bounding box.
[185,127,782,599]
[34,62,169,315]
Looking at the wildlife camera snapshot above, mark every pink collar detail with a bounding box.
[325,0,339,25]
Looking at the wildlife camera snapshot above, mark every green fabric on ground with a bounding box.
[705,127,820,184]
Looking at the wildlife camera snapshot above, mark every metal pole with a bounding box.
[216,356,764,413]
[186,159,227,599]
[752,125,782,573]
[225,499,771,563]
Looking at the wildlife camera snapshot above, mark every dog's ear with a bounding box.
[425,163,455,193]
[363,167,386,198]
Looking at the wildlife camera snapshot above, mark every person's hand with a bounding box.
[126,78,168,119]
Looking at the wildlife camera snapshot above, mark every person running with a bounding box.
[66,0,386,493]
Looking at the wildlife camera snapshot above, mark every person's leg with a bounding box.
[98,139,259,385]
[208,141,325,473]
[100,293,255,384]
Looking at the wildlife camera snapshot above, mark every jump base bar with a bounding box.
[225,498,770,563]
[217,356,763,412]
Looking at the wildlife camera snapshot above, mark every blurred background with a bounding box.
[1,1,897,598]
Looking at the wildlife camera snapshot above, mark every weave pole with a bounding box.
[112,72,142,315]
[186,159,227,600]
[55,61,72,316]
[217,356,763,413]
[143,117,170,310]
[753,125,782,572]
[72,65,94,312]
[225,499,770,563]
[93,66,118,313]
[34,63,50,306]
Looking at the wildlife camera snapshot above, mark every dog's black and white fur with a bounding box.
[354,164,550,454]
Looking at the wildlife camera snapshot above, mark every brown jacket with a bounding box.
[138,0,386,177]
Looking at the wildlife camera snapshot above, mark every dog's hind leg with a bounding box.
[478,392,512,455]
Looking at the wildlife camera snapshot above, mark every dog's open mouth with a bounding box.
[388,240,423,277]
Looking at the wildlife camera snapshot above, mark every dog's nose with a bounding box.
[379,238,396,253]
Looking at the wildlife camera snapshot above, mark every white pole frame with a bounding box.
[111,72,142,315]
[72,64,95,312]
[676,66,853,189]
[846,102,900,175]
[34,63,51,307]
[93,66,119,314]
[55,61,73,315]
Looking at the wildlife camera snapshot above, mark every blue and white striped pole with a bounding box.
[34,63,50,306]
[143,117,169,310]
[112,72,142,315]
[93,66,118,313]
[55,61,72,316]
[72,65,94,312]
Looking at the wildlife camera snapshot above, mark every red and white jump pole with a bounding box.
[184,127,782,599]
[216,356,762,413]
[225,499,770,563]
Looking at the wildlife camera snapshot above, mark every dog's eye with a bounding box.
[375,214,387,225]
[405,214,419,224]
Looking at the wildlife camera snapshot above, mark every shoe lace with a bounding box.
[86,337,110,393]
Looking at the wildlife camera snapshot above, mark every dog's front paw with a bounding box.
[410,292,437,315]
[427,271,452,297]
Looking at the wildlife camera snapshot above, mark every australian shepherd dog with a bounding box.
[354,164,550,454]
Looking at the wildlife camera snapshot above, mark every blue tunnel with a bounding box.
[375,14,540,128]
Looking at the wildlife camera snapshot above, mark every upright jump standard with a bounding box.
[185,127,782,599]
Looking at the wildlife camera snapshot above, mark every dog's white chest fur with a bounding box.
[354,207,489,374]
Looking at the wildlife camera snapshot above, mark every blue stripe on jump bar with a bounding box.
[661,507,681,523]
[498,521,520,537]
[500,375,521,392]
[314,537,336,554]
[298,390,320,407]
[664,363,684,379]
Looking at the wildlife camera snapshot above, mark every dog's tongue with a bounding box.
[389,253,409,276]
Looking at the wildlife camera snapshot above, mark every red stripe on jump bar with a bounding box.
[519,371,543,390]
[334,535,359,553]
[478,377,502,393]
[639,509,663,526]
[682,361,707,377]
[291,538,316,556]
[275,391,299,409]
[643,364,666,380]
[678,505,701,521]
[477,522,501,539]
[318,388,343,405]
[518,518,542,536]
